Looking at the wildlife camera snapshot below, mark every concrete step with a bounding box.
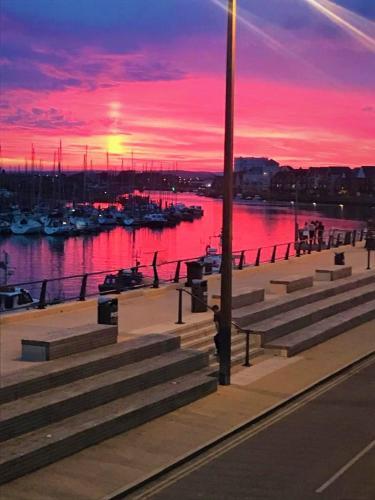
[0,334,179,405]
[166,319,212,337]
[0,371,217,485]
[179,325,215,344]
[249,283,375,346]
[0,349,208,442]
[265,299,375,357]
[209,346,264,372]
[233,272,375,328]
[183,329,244,353]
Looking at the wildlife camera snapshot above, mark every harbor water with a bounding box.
[0,193,366,302]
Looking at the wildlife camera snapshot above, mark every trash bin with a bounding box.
[191,279,208,313]
[98,295,118,325]
[334,252,345,265]
[185,261,204,287]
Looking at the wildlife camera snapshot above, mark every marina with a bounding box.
[0,193,366,307]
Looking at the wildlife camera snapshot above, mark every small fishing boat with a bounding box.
[0,286,38,312]
[99,268,144,293]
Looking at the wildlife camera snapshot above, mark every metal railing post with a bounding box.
[238,250,245,270]
[244,332,251,367]
[175,288,185,324]
[296,241,301,257]
[38,280,48,309]
[367,249,371,270]
[284,243,290,260]
[327,235,332,250]
[79,274,88,301]
[173,260,181,283]
[152,251,159,288]
[352,230,356,247]
[255,248,261,266]
[270,245,277,263]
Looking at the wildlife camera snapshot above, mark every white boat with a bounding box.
[10,216,42,235]
[43,219,73,236]
[0,286,38,312]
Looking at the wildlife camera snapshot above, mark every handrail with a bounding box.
[175,287,251,367]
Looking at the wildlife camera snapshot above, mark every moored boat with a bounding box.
[99,268,144,293]
[0,286,38,312]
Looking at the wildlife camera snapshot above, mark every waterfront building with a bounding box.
[234,157,281,195]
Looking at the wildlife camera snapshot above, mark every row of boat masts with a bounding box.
[0,202,204,236]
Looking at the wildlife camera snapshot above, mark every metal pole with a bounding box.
[175,288,185,324]
[219,0,236,386]
[367,249,371,270]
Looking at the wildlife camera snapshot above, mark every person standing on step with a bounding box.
[212,304,223,356]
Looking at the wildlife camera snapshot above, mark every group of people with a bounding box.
[300,220,325,245]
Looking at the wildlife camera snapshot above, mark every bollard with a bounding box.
[79,274,88,301]
[175,288,185,324]
[38,280,48,309]
[367,249,371,270]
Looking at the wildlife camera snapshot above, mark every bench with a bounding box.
[269,275,313,295]
[315,266,352,282]
[21,324,118,362]
[212,288,265,309]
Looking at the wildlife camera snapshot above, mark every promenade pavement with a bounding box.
[0,242,374,499]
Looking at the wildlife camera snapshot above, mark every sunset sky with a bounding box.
[1,0,374,171]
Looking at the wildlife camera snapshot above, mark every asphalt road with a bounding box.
[138,358,375,500]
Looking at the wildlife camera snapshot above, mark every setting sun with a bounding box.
[106,134,126,155]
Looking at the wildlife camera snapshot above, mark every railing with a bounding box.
[1,227,367,314]
[175,286,252,367]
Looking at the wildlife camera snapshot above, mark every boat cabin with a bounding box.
[0,287,37,312]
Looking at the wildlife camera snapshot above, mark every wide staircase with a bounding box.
[233,271,375,357]
[168,319,264,368]
[0,334,216,485]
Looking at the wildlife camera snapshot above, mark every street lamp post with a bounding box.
[219,0,237,386]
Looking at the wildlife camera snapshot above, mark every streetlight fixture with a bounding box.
[219,0,237,386]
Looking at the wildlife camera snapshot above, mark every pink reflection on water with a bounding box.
[0,193,364,299]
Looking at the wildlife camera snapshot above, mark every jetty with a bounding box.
[0,241,374,498]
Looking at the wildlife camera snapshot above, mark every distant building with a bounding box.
[234,157,280,194]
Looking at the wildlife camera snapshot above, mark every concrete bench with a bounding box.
[315,266,352,282]
[21,324,118,362]
[212,288,265,309]
[269,275,313,295]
